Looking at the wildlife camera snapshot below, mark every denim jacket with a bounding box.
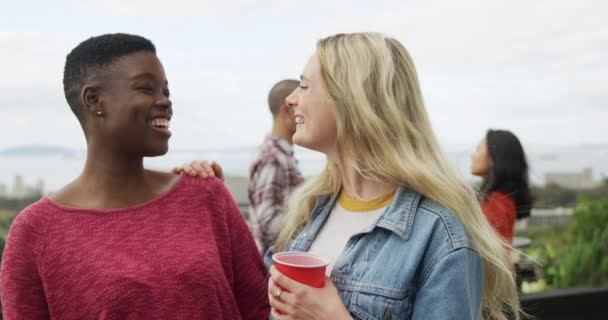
[265,187,483,320]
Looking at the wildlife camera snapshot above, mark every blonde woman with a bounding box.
[181,33,520,320]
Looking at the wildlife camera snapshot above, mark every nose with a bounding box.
[156,95,172,109]
[156,96,173,115]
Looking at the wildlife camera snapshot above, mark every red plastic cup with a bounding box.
[272,252,329,315]
[272,252,329,288]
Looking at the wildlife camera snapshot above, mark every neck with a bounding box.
[78,144,149,193]
[340,161,397,200]
[271,121,294,145]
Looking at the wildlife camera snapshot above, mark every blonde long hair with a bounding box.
[275,33,520,320]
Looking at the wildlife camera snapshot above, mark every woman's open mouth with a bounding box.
[148,118,172,137]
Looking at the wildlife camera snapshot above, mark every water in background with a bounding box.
[1,145,607,194]
[0,149,325,193]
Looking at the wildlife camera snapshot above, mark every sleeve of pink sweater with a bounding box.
[1,204,51,319]
[221,182,271,320]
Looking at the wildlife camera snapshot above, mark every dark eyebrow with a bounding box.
[132,72,169,85]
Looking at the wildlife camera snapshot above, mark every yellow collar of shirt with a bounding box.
[338,190,396,212]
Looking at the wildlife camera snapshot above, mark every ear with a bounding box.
[81,85,103,115]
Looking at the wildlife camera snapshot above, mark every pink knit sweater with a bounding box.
[1,175,270,319]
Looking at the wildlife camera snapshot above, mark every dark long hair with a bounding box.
[480,129,532,219]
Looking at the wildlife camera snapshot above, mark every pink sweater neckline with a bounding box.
[41,174,186,214]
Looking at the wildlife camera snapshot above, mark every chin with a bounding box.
[294,136,324,154]
[471,169,486,178]
[144,144,169,157]
[293,134,309,149]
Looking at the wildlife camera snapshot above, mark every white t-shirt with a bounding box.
[308,190,395,276]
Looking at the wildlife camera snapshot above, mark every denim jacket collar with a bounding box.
[308,186,422,242]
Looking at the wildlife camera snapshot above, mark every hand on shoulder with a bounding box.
[172,160,224,181]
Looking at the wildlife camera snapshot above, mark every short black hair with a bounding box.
[63,33,156,119]
[481,129,533,219]
[268,79,299,117]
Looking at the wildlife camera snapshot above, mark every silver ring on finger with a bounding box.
[273,288,283,300]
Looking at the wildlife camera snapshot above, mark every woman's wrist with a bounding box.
[330,304,353,320]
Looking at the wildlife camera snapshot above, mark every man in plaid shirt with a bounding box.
[249,80,304,253]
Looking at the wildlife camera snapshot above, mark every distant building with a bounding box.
[35,179,45,195]
[12,174,26,198]
[0,183,7,197]
[8,175,45,199]
[545,167,599,189]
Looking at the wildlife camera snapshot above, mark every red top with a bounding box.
[1,175,270,320]
[480,191,517,243]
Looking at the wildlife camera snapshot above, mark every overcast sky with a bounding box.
[1,0,606,152]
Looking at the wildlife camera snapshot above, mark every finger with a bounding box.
[211,162,224,181]
[201,161,216,177]
[183,164,197,177]
[171,166,183,174]
[268,293,292,316]
[268,278,295,303]
[269,265,301,294]
[192,161,210,178]
[271,307,288,320]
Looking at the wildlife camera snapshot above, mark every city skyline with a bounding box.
[1,142,606,194]
[0,174,44,199]
[0,165,604,200]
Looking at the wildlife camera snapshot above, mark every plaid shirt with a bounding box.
[248,135,303,253]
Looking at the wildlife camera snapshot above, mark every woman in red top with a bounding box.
[471,129,532,244]
[1,33,269,319]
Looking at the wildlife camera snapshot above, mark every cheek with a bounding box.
[108,111,147,139]
[322,115,337,140]
[309,111,337,147]
[474,155,490,174]
[471,153,484,174]
[483,157,492,171]
[481,151,491,167]
[113,112,139,131]
[472,152,480,165]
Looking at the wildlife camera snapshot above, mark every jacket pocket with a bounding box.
[336,280,413,320]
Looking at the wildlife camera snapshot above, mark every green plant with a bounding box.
[544,198,608,288]
[0,211,15,234]
[0,212,16,256]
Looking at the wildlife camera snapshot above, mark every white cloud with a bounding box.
[56,0,359,18]
[1,0,607,151]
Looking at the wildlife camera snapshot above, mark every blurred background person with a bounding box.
[472,129,533,244]
[249,79,304,253]
[177,79,303,254]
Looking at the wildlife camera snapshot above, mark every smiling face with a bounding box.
[87,51,173,157]
[285,53,338,157]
